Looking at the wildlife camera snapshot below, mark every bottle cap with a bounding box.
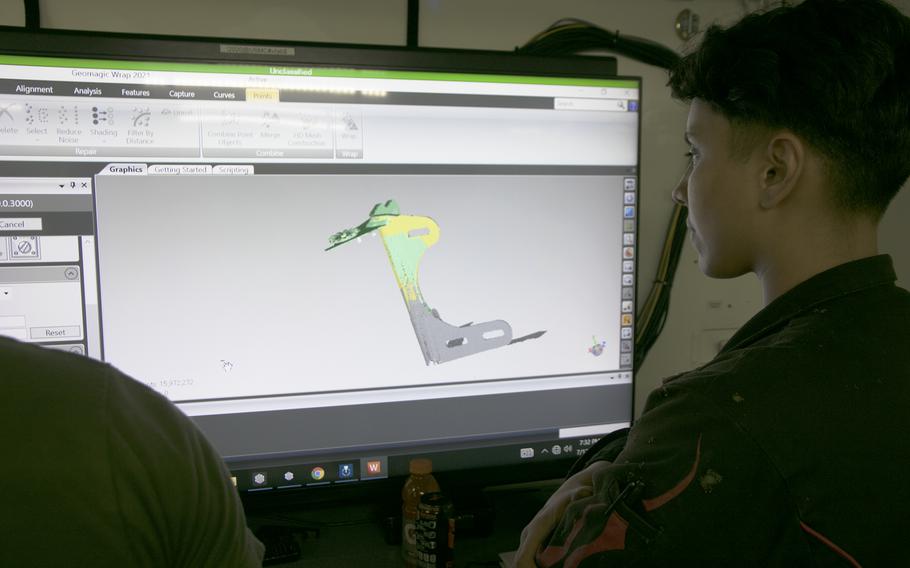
[409,458,433,475]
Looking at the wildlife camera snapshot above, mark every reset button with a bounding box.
[30,326,81,339]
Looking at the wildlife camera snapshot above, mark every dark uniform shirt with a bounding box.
[0,337,264,567]
[538,255,910,567]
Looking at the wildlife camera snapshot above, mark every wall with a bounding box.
[1,0,907,416]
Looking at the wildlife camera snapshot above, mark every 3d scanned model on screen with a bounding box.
[327,200,545,365]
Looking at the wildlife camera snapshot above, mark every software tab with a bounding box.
[148,164,212,175]
[245,88,279,102]
[99,163,147,175]
[213,165,254,175]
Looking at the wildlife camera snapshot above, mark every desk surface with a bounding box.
[247,480,558,567]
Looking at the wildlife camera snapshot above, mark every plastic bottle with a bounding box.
[402,458,440,566]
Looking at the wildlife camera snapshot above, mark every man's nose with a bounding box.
[672,166,689,206]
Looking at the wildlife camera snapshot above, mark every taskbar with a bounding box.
[230,422,630,494]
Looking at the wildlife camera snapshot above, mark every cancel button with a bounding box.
[30,326,81,339]
[0,218,43,231]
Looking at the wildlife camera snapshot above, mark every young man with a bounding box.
[517,0,910,565]
[0,336,264,567]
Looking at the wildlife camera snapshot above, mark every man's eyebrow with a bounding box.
[684,132,695,145]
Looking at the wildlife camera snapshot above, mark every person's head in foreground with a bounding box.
[670,0,910,302]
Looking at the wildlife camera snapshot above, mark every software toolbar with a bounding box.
[0,98,361,159]
[0,72,637,162]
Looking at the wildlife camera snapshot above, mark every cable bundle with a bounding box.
[633,201,688,369]
[516,18,680,69]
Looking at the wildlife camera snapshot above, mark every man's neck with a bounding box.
[755,219,879,306]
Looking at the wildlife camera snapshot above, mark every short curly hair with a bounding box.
[669,0,910,219]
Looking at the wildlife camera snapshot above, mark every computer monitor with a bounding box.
[0,27,639,500]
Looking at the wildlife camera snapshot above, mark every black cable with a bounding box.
[406,0,419,48]
[24,0,40,30]
[516,19,678,69]
[634,206,688,369]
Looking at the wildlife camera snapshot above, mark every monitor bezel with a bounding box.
[0,25,618,79]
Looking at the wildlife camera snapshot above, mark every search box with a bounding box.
[554,98,629,111]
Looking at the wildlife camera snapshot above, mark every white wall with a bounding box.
[0,0,407,43]
[1,0,907,416]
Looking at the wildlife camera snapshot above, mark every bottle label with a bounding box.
[404,521,417,547]
[403,519,418,565]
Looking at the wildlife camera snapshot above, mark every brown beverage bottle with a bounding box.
[401,458,440,566]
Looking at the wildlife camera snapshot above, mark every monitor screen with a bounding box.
[0,28,638,497]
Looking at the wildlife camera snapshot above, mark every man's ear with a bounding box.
[759,133,804,209]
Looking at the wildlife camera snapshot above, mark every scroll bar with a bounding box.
[559,422,630,439]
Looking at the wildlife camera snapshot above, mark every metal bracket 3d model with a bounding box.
[327,200,545,365]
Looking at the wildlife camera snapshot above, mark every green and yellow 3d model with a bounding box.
[327,200,544,365]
